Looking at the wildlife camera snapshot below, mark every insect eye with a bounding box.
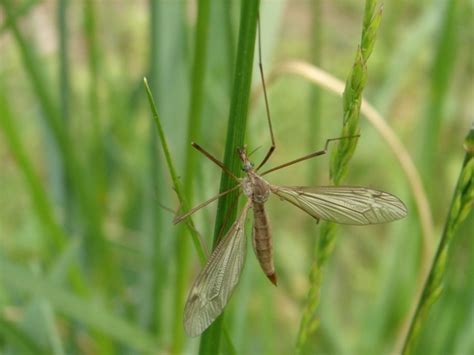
[241,162,253,171]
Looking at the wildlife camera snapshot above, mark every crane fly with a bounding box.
[174,18,408,337]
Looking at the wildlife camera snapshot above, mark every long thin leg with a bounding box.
[255,16,276,171]
[173,184,241,224]
[260,135,360,176]
[192,142,239,181]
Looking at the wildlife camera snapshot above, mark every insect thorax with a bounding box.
[241,175,270,204]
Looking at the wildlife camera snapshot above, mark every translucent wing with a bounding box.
[271,185,407,225]
[184,202,251,337]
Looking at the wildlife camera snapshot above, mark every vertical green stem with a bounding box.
[0,91,65,256]
[307,0,323,156]
[419,0,460,198]
[146,0,165,339]
[402,127,474,354]
[306,0,323,238]
[198,0,260,353]
[296,0,383,352]
[57,0,72,231]
[171,0,211,353]
[83,0,106,216]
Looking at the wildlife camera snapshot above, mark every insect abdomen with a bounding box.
[252,202,277,285]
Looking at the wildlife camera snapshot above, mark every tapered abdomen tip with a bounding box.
[268,273,278,286]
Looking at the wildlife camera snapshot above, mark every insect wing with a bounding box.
[184,202,251,337]
[271,186,407,225]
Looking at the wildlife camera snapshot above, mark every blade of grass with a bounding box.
[198,0,260,353]
[0,92,66,255]
[306,0,324,243]
[307,0,323,157]
[296,1,383,351]
[171,0,211,352]
[0,0,38,33]
[0,87,89,297]
[143,78,206,264]
[0,258,158,353]
[57,0,72,233]
[83,0,106,218]
[0,317,47,355]
[401,126,474,354]
[38,300,65,355]
[1,0,111,278]
[144,0,166,339]
[418,0,460,198]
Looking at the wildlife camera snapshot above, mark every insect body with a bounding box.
[179,144,407,337]
[176,17,407,338]
[240,148,276,285]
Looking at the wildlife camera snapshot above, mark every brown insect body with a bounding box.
[239,148,277,286]
[178,19,408,335]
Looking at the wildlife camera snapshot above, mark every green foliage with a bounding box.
[296,1,383,351]
[199,0,259,353]
[402,127,474,354]
[0,0,471,354]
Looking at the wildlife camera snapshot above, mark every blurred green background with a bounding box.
[0,0,472,354]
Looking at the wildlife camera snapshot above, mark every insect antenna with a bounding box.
[248,145,262,158]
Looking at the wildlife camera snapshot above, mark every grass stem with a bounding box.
[296,1,383,351]
[401,126,474,354]
[198,0,260,353]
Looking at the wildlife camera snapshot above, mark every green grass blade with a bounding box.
[144,0,167,338]
[83,0,106,214]
[57,0,72,232]
[0,90,66,255]
[0,0,38,33]
[143,79,207,264]
[170,0,211,352]
[0,259,158,353]
[296,1,383,352]
[419,0,460,196]
[198,0,260,353]
[401,126,474,354]
[0,317,48,354]
[307,0,323,156]
[1,0,110,275]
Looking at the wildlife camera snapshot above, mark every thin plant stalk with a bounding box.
[172,0,211,352]
[296,0,383,351]
[419,0,460,195]
[401,126,474,354]
[57,0,72,232]
[83,0,106,215]
[143,79,206,264]
[308,0,323,156]
[306,0,323,240]
[198,0,260,353]
[146,0,166,337]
